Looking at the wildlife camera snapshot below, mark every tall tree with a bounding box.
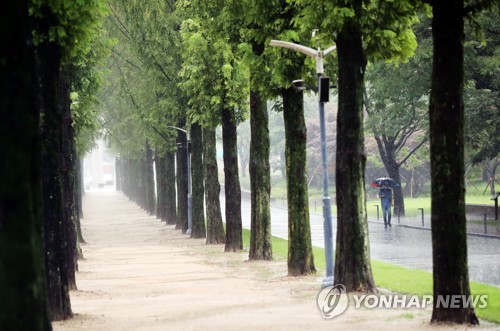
[165,151,178,225]
[249,0,316,274]
[30,0,107,320]
[176,127,189,232]
[248,88,272,260]
[155,152,167,221]
[105,0,187,229]
[203,126,226,244]
[427,0,499,324]
[334,9,375,290]
[295,0,419,291]
[35,13,74,323]
[144,141,156,215]
[282,86,316,274]
[61,69,78,291]
[222,108,243,251]
[190,122,206,238]
[0,1,51,329]
[177,0,248,251]
[241,1,274,261]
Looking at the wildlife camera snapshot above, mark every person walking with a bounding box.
[378,186,393,228]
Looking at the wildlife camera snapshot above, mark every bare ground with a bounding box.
[53,191,497,331]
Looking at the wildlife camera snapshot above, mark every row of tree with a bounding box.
[1,0,498,329]
[1,0,109,329]
[101,0,498,326]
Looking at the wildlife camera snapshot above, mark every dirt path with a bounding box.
[53,190,495,330]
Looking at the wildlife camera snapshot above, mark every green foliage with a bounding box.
[101,0,183,156]
[30,0,108,63]
[292,0,422,65]
[365,16,431,138]
[29,0,111,157]
[72,29,115,156]
[237,0,319,96]
[463,11,500,164]
[177,0,249,126]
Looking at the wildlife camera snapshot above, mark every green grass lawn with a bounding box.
[262,179,497,218]
[248,177,496,217]
[241,228,500,324]
[308,194,496,218]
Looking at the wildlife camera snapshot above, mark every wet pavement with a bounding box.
[232,198,500,287]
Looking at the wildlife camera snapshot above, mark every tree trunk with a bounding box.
[38,39,73,321]
[61,69,78,290]
[76,158,84,218]
[249,88,272,260]
[115,157,122,191]
[203,126,226,244]
[190,123,206,238]
[122,159,130,197]
[282,87,315,275]
[176,127,189,232]
[334,15,376,293]
[144,141,156,215]
[75,159,85,244]
[129,158,140,204]
[222,108,243,252]
[0,3,52,328]
[165,151,177,225]
[374,136,406,216]
[138,157,147,209]
[429,0,478,325]
[155,152,166,221]
[135,158,143,206]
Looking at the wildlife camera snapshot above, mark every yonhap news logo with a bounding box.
[317,284,488,320]
[316,284,348,319]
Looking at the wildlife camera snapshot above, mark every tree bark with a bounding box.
[61,68,78,290]
[176,127,189,232]
[138,157,147,209]
[282,87,315,275]
[429,0,478,325]
[38,39,73,321]
[75,159,85,244]
[76,158,84,218]
[122,159,130,197]
[249,88,272,260]
[0,2,52,328]
[144,141,156,215]
[190,123,206,238]
[334,14,376,293]
[155,152,167,221]
[222,108,243,252]
[203,126,226,244]
[165,152,177,225]
[374,135,406,216]
[115,157,122,191]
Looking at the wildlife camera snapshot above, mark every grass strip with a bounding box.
[241,228,500,323]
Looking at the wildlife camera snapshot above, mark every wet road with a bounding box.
[234,199,500,287]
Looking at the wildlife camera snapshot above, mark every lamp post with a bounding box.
[269,39,336,287]
[167,125,192,235]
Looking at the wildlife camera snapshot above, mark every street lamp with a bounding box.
[269,39,336,287]
[167,125,192,235]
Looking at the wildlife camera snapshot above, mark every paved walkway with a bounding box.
[53,190,464,331]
